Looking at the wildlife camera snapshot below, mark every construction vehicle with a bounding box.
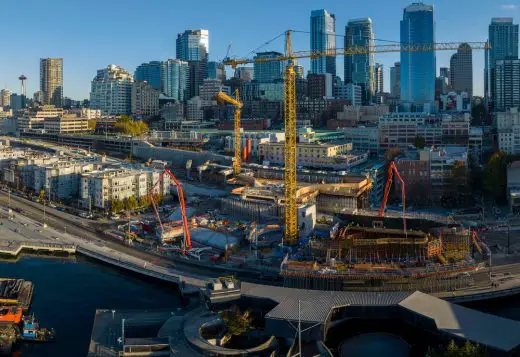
[149,166,192,254]
[215,90,243,175]
[224,30,489,246]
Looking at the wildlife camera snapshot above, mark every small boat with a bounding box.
[19,314,55,343]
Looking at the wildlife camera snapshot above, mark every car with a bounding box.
[48,203,57,208]
[56,207,65,212]
[110,215,121,220]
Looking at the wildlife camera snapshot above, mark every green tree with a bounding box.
[414,135,426,149]
[114,116,149,136]
[110,199,124,213]
[484,151,511,203]
[426,340,487,357]
[139,195,151,208]
[124,196,138,211]
[220,305,253,341]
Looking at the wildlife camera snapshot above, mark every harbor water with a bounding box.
[2,254,520,356]
[0,255,182,357]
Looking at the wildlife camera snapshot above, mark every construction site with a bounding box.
[104,30,493,294]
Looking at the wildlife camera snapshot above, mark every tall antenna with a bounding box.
[18,74,27,97]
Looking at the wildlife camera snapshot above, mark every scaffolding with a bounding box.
[441,228,471,261]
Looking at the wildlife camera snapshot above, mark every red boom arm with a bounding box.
[378,161,407,234]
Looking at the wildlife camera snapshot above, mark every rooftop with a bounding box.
[241,282,520,352]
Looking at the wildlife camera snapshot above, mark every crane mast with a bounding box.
[223,30,488,246]
[283,31,298,245]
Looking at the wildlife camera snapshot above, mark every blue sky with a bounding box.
[0,0,518,99]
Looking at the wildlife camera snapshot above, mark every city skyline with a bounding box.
[0,0,518,99]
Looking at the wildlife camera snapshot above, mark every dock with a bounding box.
[0,240,76,257]
[0,279,34,310]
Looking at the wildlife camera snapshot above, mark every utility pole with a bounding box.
[507,220,511,254]
[298,300,302,357]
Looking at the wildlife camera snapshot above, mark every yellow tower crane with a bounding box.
[224,30,489,245]
[215,90,243,175]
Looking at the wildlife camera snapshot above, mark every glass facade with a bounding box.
[207,61,225,81]
[400,3,436,106]
[493,58,520,111]
[345,18,375,105]
[486,18,519,99]
[134,61,162,90]
[161,59,188,101]
[176,29,209,99]
[310,9,336,75]
[253,52,284,83]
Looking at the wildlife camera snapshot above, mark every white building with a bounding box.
[0,89,12,107]
[508,161,520,212]
[199,79,229,107]
[66,108,102,119]
[225,132,285,158]
[43,115,89,134]
[259,140,368,170]
[18,160,96,200]
[80,168,171,210]
[90,65,134,115]
[497,108,520,155]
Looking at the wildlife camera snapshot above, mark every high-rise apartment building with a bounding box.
[0,89,12,107]
[375,63,384,94]
[176,29,209,99]
[449,43,473,96]
[90,65,133,115]
[390,62,401,98]
[345,18,375,105]
[310,9,336,75]
[307,73,333,99]
[400,3,436,106]
[161,59,189,101]
[134,61,162,90]
[486,18,519,100]
[40,58,63,107]
[492,58,520,112]
[253,52,284,83]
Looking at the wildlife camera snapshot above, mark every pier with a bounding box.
[0,240,76,257]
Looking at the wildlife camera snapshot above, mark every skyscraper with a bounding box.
[40,58,63,107]
[492,58,520,111]
[440,67,450,85]
[486,18,519,100]
[375,63,384,94]
[90,65,133,115]
[390,62,401,98]
[450,43,473,96]
[176,29,209,99]
[161,59,189,101]
[134,61,162,90]
[345,18,375,104]
[208,61,226,81]
[253,52,284,83]
[310,9,336,75]
[400,3,436,106]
